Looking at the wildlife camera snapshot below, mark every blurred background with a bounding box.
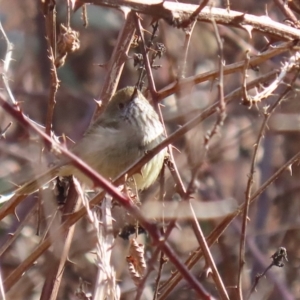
[1,0,300,299]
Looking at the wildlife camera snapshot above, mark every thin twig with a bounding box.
[135,14,207,299]
[241,50,251,104]
[0,22,16,105]
[186,13,228,300]
[177,18,197,80]
[203,9,226,150]
[82,4,88,27]
[247,247,288,299]
[134,14,157,97]
[189,202,229,300]
[152,160,167,300]
[273,0,299,26]
[0,268,6,300]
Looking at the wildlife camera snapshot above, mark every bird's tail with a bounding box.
[15,167,60,195]
[0,165,61,203]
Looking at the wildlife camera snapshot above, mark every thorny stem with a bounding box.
[94,11,136,120]
[237,71,299,299]
[189,202,229,300]
[43,1,59,137]
[153,247,167,300]
[80,1,300,40]
[204,10,226,150]
[134,14,158,97]
[152,166,167,300]
[135,19,159,92]
[241,50,251,105]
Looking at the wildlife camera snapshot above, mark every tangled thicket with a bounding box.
[1,0,300,299]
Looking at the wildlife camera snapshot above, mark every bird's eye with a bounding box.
[118,103,124,110]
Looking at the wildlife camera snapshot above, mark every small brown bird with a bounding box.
[0,87,167,199]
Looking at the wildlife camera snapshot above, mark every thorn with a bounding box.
[14,209,20,222]
[171,144,181,153]
[242,25,254,39]
[204,266,213,277]
[288,164,293,176]
[93,99,102,108]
